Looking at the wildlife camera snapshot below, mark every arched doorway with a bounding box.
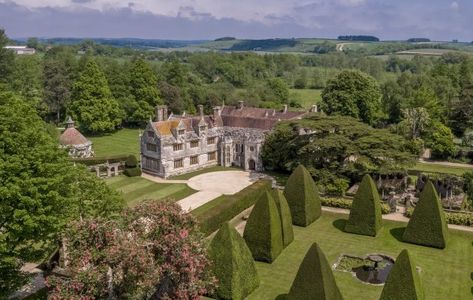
[248,159,256,171]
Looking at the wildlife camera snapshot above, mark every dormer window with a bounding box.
[207,137,216,145]
[147,131,154,138]
[199,125,206,131]
[178,129,185,135]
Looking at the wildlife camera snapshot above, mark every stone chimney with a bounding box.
[283,104,288,114]
[155,105,168,121]
[198,105,204,119]
[310,104,318,113]
[213,106,221,118]
[237,101,244,109]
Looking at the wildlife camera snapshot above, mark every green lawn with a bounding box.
[246,211,473,300]
[105,176,195,206]
[410,162,473,176]
[289,88,322,108]
[170,166,241,180]
[88,128,141,157]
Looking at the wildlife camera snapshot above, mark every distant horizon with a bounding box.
[1,1,473,41]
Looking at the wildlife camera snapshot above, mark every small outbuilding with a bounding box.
[59,117,94,158]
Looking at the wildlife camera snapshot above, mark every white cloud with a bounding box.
[450,1,459,10]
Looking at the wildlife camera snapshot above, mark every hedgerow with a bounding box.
[243,191,284,263]
[271,189,294,248]
[321,197,391,214]
[380,249,424,300]
[192,180,272,235]
[284,164,321,227]
[402,181,448,249]
[286,242,343,300]
[345,174,382,236]
[405,208,473,227]
[209,222,259,300]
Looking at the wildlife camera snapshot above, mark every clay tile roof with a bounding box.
[153,120,181,135]
[59,128,91,146]
[222,115,278,130]
[220,106,305,120]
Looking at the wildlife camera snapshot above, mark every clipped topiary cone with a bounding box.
[209,222,259,300]
[284,164,321,227]
[380,249,424,300]
[271,189,294,247]
[286,242,343,300]
[243,190,284,263]
[345,174,382,236]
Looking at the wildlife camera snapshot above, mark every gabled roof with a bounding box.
[221,106,305,120]
[59,128,91,146]
[152,116,222,136]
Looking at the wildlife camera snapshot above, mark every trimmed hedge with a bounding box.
[403,181,448,249]
[345,174,382,236]
[321,197,391,214]
[286,242,343,300]
[192,180,272,235]
[284,165,321,227]
[405,208,473,227]
[271,189,294,248]
[70,154,129,166]
[125,155,138,168]
[209,222,259,300]
[124,167,142,177]
[243,191,284,263]
[380,249,424,300]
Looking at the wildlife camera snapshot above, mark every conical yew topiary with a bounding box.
[271,189,294,248]
[243,190,284,263]
[345,174,382,236]
[286,242,343,300]
[209,222,259,300]
[380,249,424,300]
[284,164,321,227]
[402,181,448,249]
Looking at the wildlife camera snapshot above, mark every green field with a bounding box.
[410,162,473,176]
[246,211,473,300]
[289,88,322,108]
[88,128,141,157]
[105,176,195,206]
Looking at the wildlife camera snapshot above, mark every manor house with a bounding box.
[141,101,313,178]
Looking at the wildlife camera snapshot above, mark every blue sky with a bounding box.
[1,0,472,41]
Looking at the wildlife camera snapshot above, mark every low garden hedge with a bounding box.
[192,180,272,235]
[243,191,284,263]
[380,249,424,300]
[345,174,383,236]
[321,197,391,214]
[403,181,448,249]
[124,167,142,177]
[405,208,473,227]
[70,154,130,166]
[209,222,259,300]
[286,242,343,300]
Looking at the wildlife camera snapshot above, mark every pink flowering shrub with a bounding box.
[46,201,216,299]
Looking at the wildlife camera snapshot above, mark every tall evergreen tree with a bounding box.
[128,59,161,124]
[286,243,343,300]
[0,29,15,86]
[345,174,382,236]
[69,60,122,133]
[209,222,259,300]
[380,250,424,300]
[0,90,123,297]
[403,181,448,249]
[243,191,284,263]
[284,165,321,227]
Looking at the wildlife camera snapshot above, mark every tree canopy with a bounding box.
[321,70,381,125]
[0,90,123,297]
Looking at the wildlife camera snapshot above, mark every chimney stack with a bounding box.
[310,104,318,113]
[198,105,204,118]
[283,104,288,114]
[237,101,244,109]
[155,105,168,121]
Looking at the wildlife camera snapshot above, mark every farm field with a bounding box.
[289,88,322,108]
[88,128,141,157]
[246,211,473,300]
[105,175,195,206]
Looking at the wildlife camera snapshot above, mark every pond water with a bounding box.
[352,256,394,284]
